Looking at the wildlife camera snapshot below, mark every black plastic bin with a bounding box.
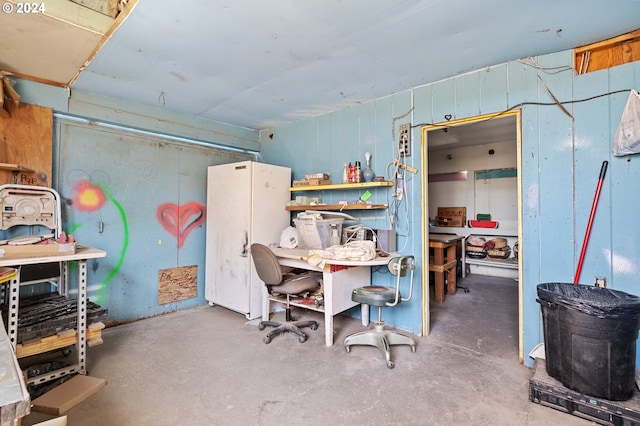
[537,282,640,401]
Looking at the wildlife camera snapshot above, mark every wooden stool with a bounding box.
[428,239,458,304]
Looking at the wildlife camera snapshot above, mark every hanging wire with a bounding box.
[517,57,575,75]
[412,88,634,130]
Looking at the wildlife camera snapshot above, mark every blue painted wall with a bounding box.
[261,50,640,366]
[260,93,423,335]
[12,80,257,323]
[12,48,640,367]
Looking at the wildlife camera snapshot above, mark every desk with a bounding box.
[428,234,465,304]
[0,245,107,386]
[269,247,394,347]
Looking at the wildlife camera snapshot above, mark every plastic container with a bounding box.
[293,218,344,249]
[537,282,640,400]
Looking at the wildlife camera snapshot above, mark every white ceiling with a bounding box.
[2,0,640,132]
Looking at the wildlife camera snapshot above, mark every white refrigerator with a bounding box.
[205,161,291,319]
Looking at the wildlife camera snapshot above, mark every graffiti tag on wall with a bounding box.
[157,202,206,248]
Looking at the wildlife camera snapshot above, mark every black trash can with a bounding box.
[537,282,640,401]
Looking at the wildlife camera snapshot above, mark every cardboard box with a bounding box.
[435,216,465,227]
[437,207,467,218]
[304,172,330,180]
[292,179,332,187]
[436,207,466,227]
[32,375,106,415]
[0,243,76,259]
[33,416,67,426]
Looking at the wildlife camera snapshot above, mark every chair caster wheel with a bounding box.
[345,346,351,353]
[298,335,307,343]
[310,323,318,330]
[387,361,395,369]
[411,346,416,353]
[263,336,271,344]
[258,323,266,330]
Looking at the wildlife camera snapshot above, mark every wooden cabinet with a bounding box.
[0,103,52,187]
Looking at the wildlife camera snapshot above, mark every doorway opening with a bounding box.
[420,111,523,361]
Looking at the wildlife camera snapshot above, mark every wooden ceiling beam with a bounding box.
[2,75,21,106]
[0,79,8,118]
[0,72,20,117]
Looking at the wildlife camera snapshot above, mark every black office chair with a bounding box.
[250,243,322,344]
[344,255,416,368]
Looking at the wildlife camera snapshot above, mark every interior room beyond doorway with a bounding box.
[422,111,522,360]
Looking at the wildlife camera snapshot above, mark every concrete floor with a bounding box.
[22,274,591,426]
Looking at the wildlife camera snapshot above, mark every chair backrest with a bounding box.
[386,255,416,307]
[250,243,283,286]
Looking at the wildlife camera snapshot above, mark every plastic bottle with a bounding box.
[348,162,356,183]
[342,162,349,184]
[355,161,362,183]
[329,224,341,246]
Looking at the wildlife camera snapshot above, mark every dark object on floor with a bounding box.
[455,265,469,293]
[26,361,76,398]
[250,243,321,344]
[530,359,640,425]
[344,256,416,369]
[457,284,470,293]
[537,282,640,401]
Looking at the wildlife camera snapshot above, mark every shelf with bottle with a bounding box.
[289,152,391,210]
[289,180,393,192]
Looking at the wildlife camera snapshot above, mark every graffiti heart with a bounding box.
[157,202,206,248]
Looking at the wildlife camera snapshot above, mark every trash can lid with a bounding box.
[537,282,640,318]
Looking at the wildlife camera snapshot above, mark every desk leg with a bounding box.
[77,260,87,375]
[262,286,270,322]
[446,244,457,295]
[322,266,370,347]
[7,269,20,350]
[323,271,334,347]
[433,248,445,304]
[461,237,467,278]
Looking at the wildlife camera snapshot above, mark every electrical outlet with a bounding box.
[399,123,411,157]
[595,277,607,288]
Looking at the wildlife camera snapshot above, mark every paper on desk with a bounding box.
[280,226,299,248]
[307,240,376,268]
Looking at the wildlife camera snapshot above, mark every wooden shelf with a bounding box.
[0,163,34,173]
[466,257,518,270]
[269,295,325,313]
[286,203,388,211]
[290,181,393,192]
[430,227,518,237]
[15,322,105,359]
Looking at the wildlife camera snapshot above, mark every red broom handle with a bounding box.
[574,160,608,284]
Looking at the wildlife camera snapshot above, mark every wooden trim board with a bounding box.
[16,323,104,359]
